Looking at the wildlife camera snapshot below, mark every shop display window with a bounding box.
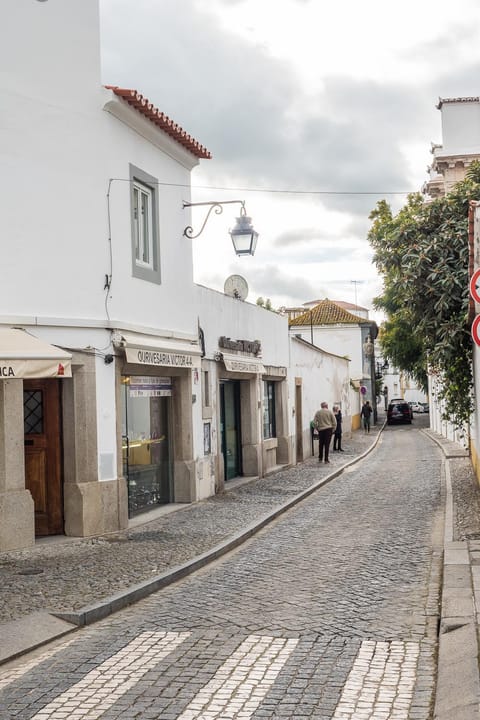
[121,376,172,516]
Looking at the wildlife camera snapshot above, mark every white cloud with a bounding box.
[99,0,480,316]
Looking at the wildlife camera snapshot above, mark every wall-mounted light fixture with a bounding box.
[183,200,258,256]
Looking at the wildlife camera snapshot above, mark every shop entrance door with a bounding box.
[220,380,242,480]
[121,376,173,517]
[23,379,63,536]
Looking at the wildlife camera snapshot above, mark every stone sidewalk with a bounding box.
[425,429,480,720]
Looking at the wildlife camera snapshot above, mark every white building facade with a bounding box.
[0,0,364,553]
[0,0,212,550]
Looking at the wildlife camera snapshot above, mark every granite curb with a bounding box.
[422,429,480,720]
[0,424,384,666]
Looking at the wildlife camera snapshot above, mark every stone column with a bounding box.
[241,376,261,476]
[0,380,34,551]
[63,355,127,537]
[275,378,291,465]
[172,371,196,502]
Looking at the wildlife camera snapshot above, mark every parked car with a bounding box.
[420,402,429,413]
[387,400,412,424]
[410,402,423,413]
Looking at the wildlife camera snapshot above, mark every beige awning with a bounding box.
[0,329,72,379]
[118,331,202,369]
[220,353,266,374]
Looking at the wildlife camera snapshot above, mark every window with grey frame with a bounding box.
[263,380,276,439]
[130,164,161,284]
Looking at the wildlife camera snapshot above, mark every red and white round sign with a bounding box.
[470,269,480,304]
[472,315,480,346]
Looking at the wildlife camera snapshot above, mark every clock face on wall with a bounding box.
[224,274,249,300]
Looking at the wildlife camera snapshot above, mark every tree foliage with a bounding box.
[368,163,480,429]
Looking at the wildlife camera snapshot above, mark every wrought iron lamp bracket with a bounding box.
[183,200,246,240]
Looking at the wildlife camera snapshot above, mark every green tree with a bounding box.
[368,163,480,429]
[256,297,274,311]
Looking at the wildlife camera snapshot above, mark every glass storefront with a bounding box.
[121,376,172,516]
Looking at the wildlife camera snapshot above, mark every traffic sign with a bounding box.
[470,269,480,304]
[472,315,480,346]
[360,385,367,395]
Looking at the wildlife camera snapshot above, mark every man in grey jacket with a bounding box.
[313,402,337,464]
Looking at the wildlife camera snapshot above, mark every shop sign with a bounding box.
[126,347,196,368]
[128,376,172,397]
[263,365,287,377]
[219,336,261,356]
[222,355,266,374]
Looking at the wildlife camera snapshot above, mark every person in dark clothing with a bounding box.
[361,400,373,433]
[313,402,337,463]
[332,405,344,451]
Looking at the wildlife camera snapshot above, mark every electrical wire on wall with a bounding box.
[102,176,415,360]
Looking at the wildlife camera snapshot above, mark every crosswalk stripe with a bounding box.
[30,630,190,720]
[332,639,420,719]
[177,634,298,719]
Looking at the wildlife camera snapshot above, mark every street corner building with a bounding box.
[0,0,358,552]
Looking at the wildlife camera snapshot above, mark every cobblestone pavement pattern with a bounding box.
[0,423,383,625]
[0,417,448,719]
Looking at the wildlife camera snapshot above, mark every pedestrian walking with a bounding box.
[361,400,373,433]
[332,405,344,451]
[313,401,337,463]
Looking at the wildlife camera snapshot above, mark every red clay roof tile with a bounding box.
[289,299,363,326]
[106,86,212,159]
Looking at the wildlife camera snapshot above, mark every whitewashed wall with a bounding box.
[440,101,480,157]
[193,285,289,496]
[290,326,363,379]
[197,286,289,362]
[0,0,199,339]
[289,336,351,459]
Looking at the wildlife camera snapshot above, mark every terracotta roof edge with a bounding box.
[104,86,212,159]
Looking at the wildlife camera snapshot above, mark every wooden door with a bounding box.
[23,380,63,536]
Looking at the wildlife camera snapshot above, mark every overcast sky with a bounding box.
[99,0,480,317]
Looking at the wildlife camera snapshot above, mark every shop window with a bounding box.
[130,164,161,284]
[121,376,172,516]
[263,380,276,439]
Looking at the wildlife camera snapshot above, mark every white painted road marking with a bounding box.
[177,634,298,719]
[30,630,190,720]
[333,640,420,719]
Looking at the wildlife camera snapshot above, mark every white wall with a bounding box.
[289,337,351,456]
[440,101,480,157]
[197,286,290,364]
[290,326,363,379]
[0,0,201,339]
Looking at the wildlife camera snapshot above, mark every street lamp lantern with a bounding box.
[229,209,258,256]
[183,200,258,256]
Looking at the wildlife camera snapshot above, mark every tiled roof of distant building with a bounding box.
[436,96,480,109]
[289,299,363,326]
[334,300,368,313]
[105,86,212,159]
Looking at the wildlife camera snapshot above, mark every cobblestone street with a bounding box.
[0,419,448,719]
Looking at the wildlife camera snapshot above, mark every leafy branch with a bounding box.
[368,163,480,429]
